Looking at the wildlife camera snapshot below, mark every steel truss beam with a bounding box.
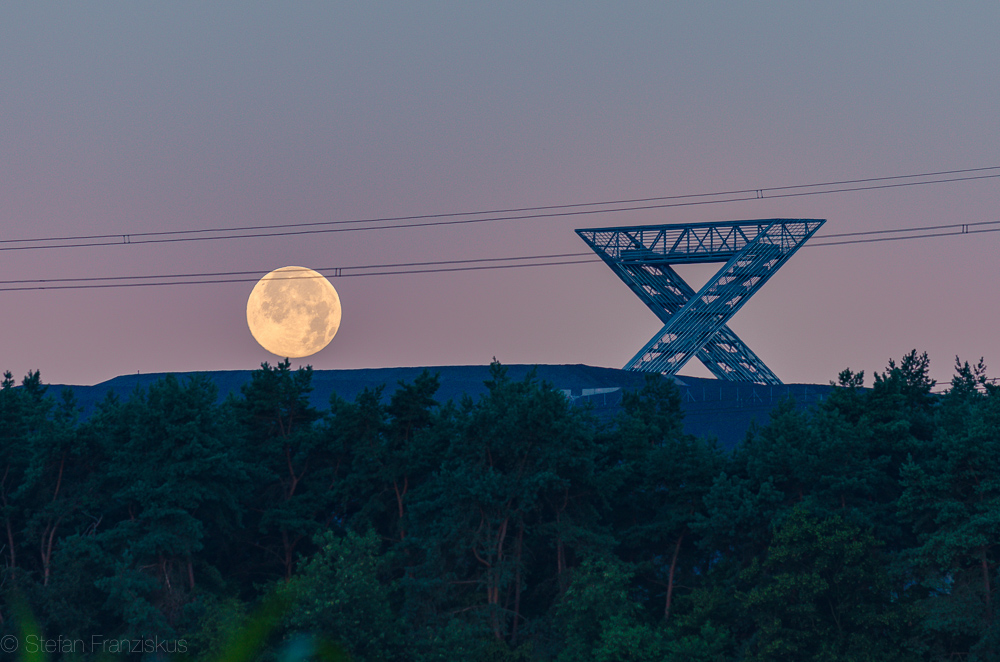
[577,219,825,384]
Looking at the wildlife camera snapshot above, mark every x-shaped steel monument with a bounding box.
[577,219,825,384]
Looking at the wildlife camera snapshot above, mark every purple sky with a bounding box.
[2,3,998,388]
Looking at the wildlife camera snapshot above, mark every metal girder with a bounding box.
[577,219,825,384]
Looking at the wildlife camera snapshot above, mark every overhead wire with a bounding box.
[809,220,1000,247]
[0,253,593,286]
[1,166,999,252]
[2,217,999,292]
[14,164,1000,243]
[1,164,998,291]
[0,254,599,292]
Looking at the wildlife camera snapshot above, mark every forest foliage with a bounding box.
[1,352,999,660]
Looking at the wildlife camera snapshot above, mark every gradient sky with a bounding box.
[2,2,998,388]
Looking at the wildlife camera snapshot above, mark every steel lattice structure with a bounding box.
[577,219,825,384]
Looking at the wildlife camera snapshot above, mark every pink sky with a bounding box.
[1,3,998,388]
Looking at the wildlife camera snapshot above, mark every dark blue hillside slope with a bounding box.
[49,365,833,451]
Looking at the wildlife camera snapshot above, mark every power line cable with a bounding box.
[5,165,996,242]
[810,220,1000,247]
[3,216,999,292]
[0,255,599,292]
[0,252,593,286]
[2,166,999,252]
[815,219,1000,239]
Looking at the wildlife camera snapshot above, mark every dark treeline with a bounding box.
[1,352,999,660]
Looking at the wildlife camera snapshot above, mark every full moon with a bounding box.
[246,266,342,358]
